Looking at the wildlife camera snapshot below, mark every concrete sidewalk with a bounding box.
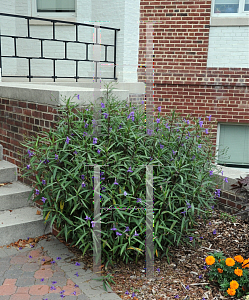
[0,235,121,300]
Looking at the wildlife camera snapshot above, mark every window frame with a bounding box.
[211,0,249,17]
[31,0,77,19]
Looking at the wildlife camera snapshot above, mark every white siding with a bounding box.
[207,26,249,68]
[0,0,140,82]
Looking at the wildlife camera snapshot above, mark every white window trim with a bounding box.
[210,0,249,26]
[31,0,77,25]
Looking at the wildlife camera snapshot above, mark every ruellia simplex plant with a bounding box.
[21,82,224,269]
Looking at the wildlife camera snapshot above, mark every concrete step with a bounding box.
[0,182,33,211]
[0,160,17,183]
[0,206,51,246]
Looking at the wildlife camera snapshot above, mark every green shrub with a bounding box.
[21,82,223,266]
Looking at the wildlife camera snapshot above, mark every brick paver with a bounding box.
[0,236,121,300]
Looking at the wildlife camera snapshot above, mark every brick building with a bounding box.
[138,0,249,166]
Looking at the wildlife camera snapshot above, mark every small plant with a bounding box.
[205,252,249,298]
[220,212,237,223]
[92,273,115,292]
[231,175,249,203]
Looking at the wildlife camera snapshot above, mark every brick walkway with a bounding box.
[0,236,121,300]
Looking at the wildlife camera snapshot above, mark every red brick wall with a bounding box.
[0,98,59,185]
[138,1,249,135]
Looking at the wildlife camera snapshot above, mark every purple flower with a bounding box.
[52,281,57,284]
[93,137,97,144]
[209,170,213,176]
[205,129,209,134]
[208,115,211,121]
[41,197,47,203]
[203,265,207,270]
[199,121,203,127]
[127,167,133,172]
[114,178,118,185]
[50,286,56,290]
[97,149,101,154]
[189,237,193,241]
[125,291,129,295]
[83,132,87,137]
[157,268,160,272]
[91,221,96,228]
[137,198,142,203]
[181,211,187,216]
[160,144,164,149]
[158,106,161,112]
[85,216,91,221]
[75,262,81,266]
[132,292,136,297]
[19,247,23,250]
[213,230,216,234]
[41,278,44,282]
[211,205,214,209]
[125,226,130,232]
[55,154,59,160]
[74,284,79,287]
[85,123,88,128]
[72,291,76,295]
[186,120,190,125]
[29,255,32,258]
[118,124,122,129]
[199,275,203,279]
[82,182,86,188]
[186,285,189,290]
[221,170,224,175]
[56,257,61,260]
[28,149,34,157]
[66,136,70,144]
[224,177,228,183]
[81,175,85,180]
[35,189,39,195]
[101,102,105,108]
[116,232,122,236]
[60,290,65,294]
[192,155,195,160]
[42,258,45,261]
[174,296,179,299]
[172,150,176,155]
[103,113,108,119]
[77,94,80,100]
[198,144,202,148]
[133,230,139,237]
[73,151,78,155]
[42,180,46,185]
[27,164,30,169]
[165,123,170,130]
[75,272,79,277]
[51,261,55,264]
[111,226,117,231]
[156,118,160,124]
[124,191,127,196]
[147,129,153,135]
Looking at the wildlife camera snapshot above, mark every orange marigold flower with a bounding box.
[230,280,239,290]
[227,288,236,296]
[234,255,244,263]
[234,267,243,277]
[205,256,215,266]
[218,259,221,262]
[226,258,235,267]
[242,259,249,269]
[217,268,223,273]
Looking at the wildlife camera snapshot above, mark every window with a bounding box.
[37,0,75,13]
[213,0,249,15]
[217,124,249,166]
[32,0,76,18]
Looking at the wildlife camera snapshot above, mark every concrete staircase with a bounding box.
[0,144,51,246]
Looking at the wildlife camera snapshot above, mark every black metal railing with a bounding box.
[0,12,120,82]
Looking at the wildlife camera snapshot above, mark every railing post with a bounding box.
[114,29,117,80]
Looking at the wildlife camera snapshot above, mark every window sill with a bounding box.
[210,16,249,26]
[29,17,77,26]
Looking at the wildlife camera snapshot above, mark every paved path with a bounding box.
[0,236,121,300]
